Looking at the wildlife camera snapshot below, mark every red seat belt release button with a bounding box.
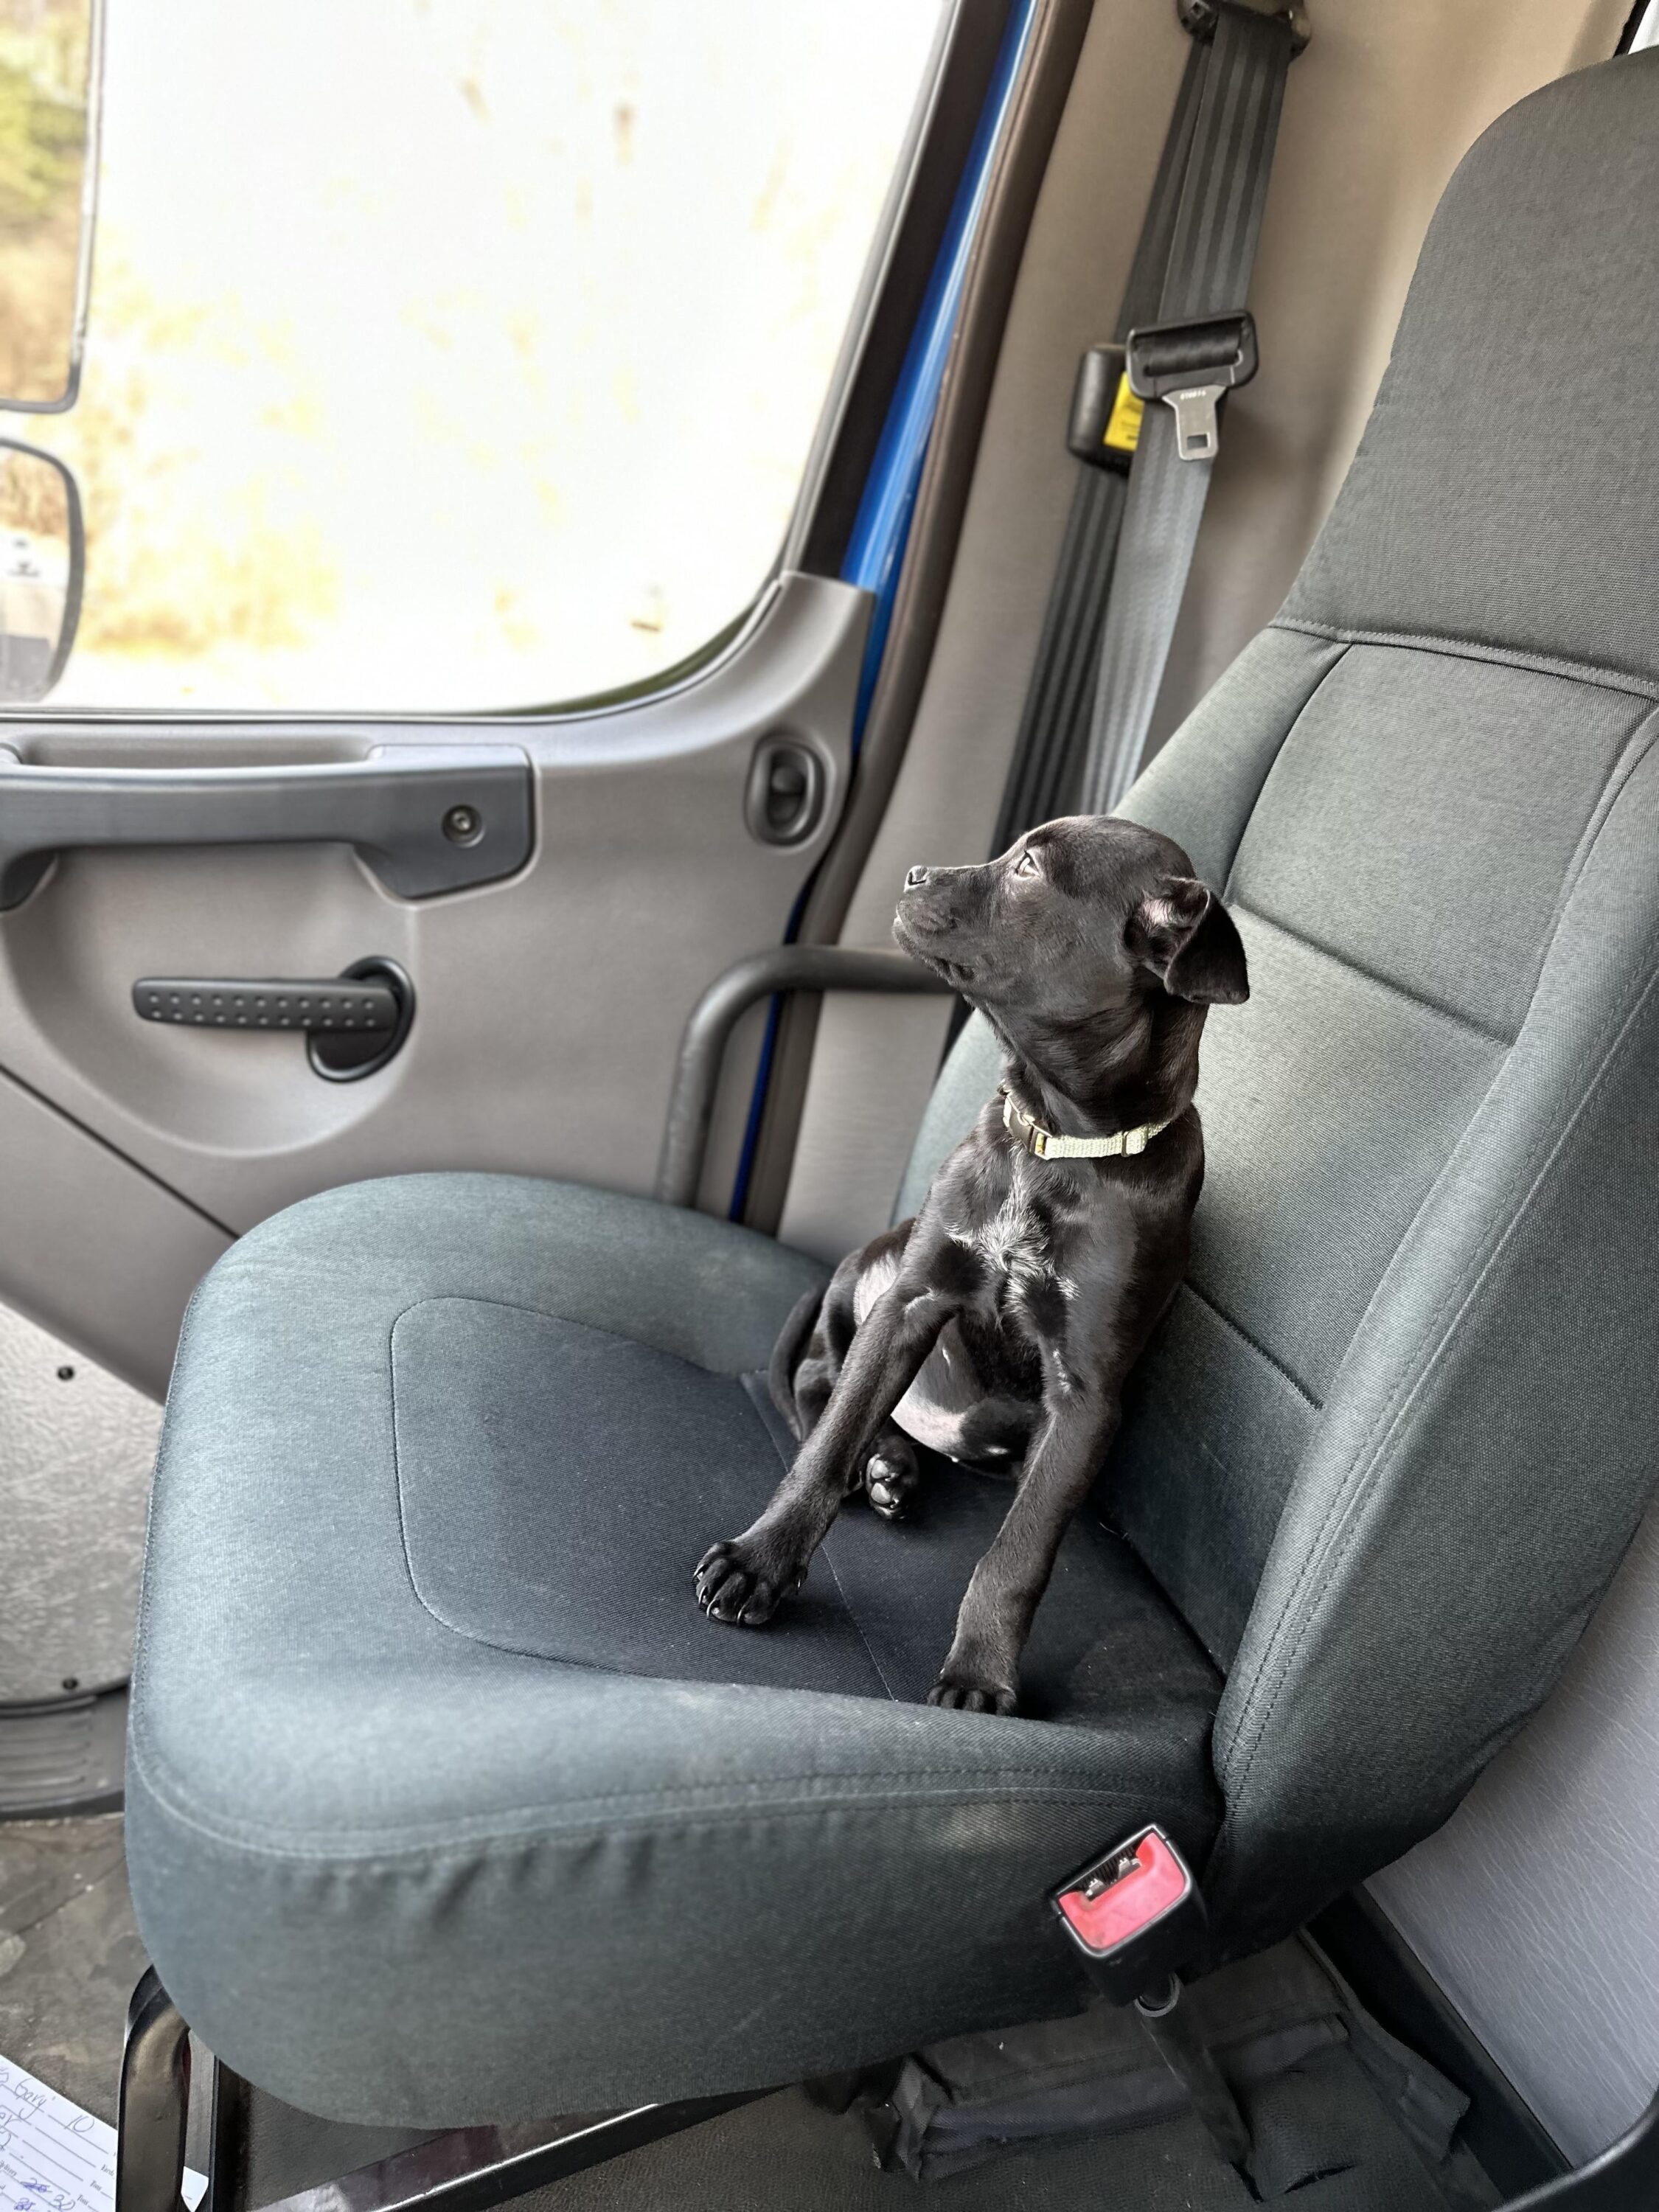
[1051,1826,1208,2003]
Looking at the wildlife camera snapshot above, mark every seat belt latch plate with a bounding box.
[1127,311,1259,462]
[1051,1825,1208,2003]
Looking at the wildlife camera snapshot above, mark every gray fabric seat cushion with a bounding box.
[127,1173,1222,2125]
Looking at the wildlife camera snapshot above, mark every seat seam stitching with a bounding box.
[1225,953,1649,1782]
[386,1295,807,1663]
[1221,1023,1611,1803]
[129,1276,212,1701]
[124,1734,1192,1865]
[1177,1281,1322,1410]
[1218,939,1659,1826]
[1512,701,1659,1026]
[391,1289,750,1374]
[126,1714,1149,1813]
[127,1790,1205,1871]
[747,1373,900,1702]
[388,1300,437,1626]
[1270,617,1659,702]
[1213,638,1351,897]
[1228,902,1516,1046]
[817,1540,901,1703]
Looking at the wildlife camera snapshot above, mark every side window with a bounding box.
[31,2,940,713]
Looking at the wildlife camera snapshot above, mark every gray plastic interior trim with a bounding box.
[0,1062,228,1397]
[0,1297,160,1703]
[0,572,865,1395]
[1370,1488,1659,2168]
[0,744,533,906]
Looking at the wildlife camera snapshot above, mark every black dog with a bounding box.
[695,815,1248,1714]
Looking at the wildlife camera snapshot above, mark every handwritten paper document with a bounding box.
[0,2055,206,2212]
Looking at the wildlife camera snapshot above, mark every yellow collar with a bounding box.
[1001,1088,1172,1161]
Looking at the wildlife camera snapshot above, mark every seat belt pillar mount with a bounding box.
[1051,1824,1208,2005]
[1178,0,1310,56]
[1127,311,1258,462]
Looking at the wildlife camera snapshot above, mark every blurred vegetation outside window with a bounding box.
[0,0,91,407]
[24,0,940,712]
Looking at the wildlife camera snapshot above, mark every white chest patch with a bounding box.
[956,1187,1067,1305]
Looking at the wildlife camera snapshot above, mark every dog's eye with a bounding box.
[1012,849,1040,879]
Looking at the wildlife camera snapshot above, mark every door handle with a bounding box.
[0,743,533,907]
[132,956,416,1081]
[133,976,398,1033]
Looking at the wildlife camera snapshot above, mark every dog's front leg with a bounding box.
[928,1391,1121,1714]
[696,1279,955,1627]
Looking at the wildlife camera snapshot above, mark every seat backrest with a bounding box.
[899,48,1659,1956]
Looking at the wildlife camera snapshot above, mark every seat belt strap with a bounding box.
[990,40,1206,856]
[1082,1,1294,814]
[992,3,1299,851]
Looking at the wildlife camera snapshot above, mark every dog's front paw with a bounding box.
[926,1661,1018,1716]
[695,1534,806,1627]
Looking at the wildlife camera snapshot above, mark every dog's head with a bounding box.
[892,815,1248,1023]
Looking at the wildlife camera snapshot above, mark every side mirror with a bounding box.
[0,0,104,413]
[0,440,83,700]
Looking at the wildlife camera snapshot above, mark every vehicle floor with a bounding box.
[511,2059,1496,2212]
[0,1815,1497,2212]
[0,1814,147,2127]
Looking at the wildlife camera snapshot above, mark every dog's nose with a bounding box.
[905,864,930,888]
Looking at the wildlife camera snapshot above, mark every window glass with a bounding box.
[31,1,940,712]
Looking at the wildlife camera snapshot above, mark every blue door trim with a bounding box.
[842,0,1040,742]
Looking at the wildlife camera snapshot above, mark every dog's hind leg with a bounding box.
[773,1223,914,1432]
[863,1425,920,1520]
[785,1228,925,1519]
[839,1224,926,1517]
[768,1282,832,1442]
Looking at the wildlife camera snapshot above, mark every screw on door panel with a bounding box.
[443,803,483,845]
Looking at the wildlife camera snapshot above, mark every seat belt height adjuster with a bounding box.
[1067,344,1144,475]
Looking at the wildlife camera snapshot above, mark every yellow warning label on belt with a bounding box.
[1104,373,1144,455]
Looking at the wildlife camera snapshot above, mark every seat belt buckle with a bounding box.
[1051,1825,1208,2003]
[1067,344,1144,476]
[1126,310,1259,462]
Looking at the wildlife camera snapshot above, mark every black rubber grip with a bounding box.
[133,978,399,1032]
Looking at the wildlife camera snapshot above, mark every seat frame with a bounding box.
[115,1969,767,2212]
[112,1963,1659,2212]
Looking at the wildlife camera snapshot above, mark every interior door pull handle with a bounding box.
[132,978,398,1033]
[0,744,533,907]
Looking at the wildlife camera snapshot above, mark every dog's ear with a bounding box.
[1128,877,1249,1004]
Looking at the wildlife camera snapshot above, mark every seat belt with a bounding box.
[991,0,1301,849]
